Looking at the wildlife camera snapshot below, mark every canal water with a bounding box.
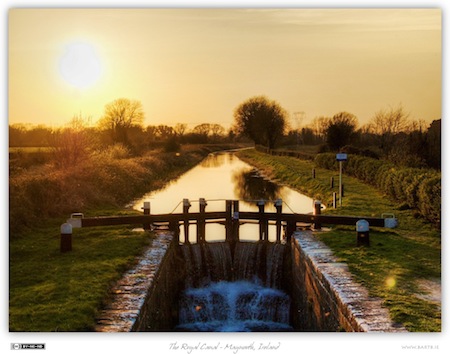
[132,150,313,243]
[131,150,313,331]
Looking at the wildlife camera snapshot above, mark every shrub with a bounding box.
[314,153,441,226]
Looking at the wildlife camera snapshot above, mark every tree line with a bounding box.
[10,96,441,170]
[233,96,441,170]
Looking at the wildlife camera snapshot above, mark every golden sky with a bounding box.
[8,8,442,129]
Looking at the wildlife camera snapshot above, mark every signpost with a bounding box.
[336,153,347,206]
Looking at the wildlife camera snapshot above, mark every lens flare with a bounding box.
[385,276,396,289]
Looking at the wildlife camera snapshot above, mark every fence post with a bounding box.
[60,223,73,253]
[312,168,316,178]
[330,176,334,189]
[313,200,322,230]
[183,199,191,244]
[198,198,207,243]
[142,201,151,230]
[333,192,337,209]
[274,199,283,242]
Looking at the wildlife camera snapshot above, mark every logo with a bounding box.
[11,343,45,350]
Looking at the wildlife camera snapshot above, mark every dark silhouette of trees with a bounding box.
[325,112,358,151]
[367,105,409,155]
[233,96,288,149]
[426,119,441,170]
[98,98,144,146]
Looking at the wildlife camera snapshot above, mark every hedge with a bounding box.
[314,153,441,226]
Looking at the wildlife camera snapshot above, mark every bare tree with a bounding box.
[368,104,410,154]
[98,98,144,145]
[174,123,187,137]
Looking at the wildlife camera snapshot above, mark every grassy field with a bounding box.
[237,149,441,332]
[9,144,241,331]
[9,214,150,331]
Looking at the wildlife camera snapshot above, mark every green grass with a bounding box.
[9,212,151,332]
[237,149,441,332]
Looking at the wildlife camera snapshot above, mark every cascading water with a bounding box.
[177,242,292,332]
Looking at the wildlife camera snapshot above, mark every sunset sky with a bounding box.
[8,8,441,130]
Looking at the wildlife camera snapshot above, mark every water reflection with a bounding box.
[132,151,313,241]
[232,168,280,203]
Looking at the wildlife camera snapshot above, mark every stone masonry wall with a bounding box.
[95,231,183,332]
[290,230,407,332]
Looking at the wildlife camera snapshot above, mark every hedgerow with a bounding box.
[314,153,440,226]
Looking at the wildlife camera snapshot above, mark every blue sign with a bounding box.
[336,153,348,161]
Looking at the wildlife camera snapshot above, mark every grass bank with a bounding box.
[237,149,441,332]
[9,144,238,331]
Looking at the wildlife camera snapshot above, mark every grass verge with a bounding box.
[9,144,242,331]
[237,149,441,332]
[9,213,150,331]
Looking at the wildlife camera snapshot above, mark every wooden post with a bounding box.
[169,219,180,244]
[330,176,334,189]
[197,198,208,242]
[198,198,207,243]
[257,200,268,241]
[286,220,296,242]
[313,200,322,230]
[225,200,233,243]
[142,201,151,230]
[312,168,316,179]
[183,199,191,244]
[274,199,283,242]
[60,223,73,253]
[333,192,337,209]
[341,184,345,198]
[232,200,240,243]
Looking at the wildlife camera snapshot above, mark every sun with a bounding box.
[59,41,102,89]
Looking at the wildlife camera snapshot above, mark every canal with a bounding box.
[131,150,313,242]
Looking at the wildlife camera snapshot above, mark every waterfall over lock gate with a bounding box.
[177,242,293,332]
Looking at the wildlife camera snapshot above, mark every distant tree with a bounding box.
[367,105,410,155]
[308,116,330,142]
[174,123,188,137]
[98,98,144,146]
[233,96,287,149]
[50,114,93,167]
[426,119,441,170]
[325,112,358,151]
[155,125,175,139]
[210,124,225,137]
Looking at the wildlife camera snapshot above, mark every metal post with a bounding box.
[60,223,73,253]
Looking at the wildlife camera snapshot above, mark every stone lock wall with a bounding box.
[289,230,407,332]
[95,231,184,332]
